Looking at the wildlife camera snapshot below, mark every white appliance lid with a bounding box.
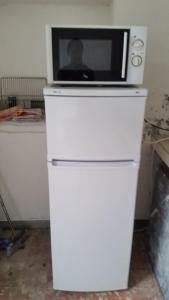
[43,86,148,97]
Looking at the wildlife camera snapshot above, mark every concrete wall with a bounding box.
[111,0,169,120]
[111,0,169,219]
[0,1,112,221]
[0,2,112,78]
[1,1,167,221]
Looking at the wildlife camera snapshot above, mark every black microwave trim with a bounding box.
[51,28,130,82]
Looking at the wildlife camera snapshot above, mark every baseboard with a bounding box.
[0,220,50,229]
[0,220,149,230]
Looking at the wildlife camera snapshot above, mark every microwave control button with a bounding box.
[131,55,142,66]
[132,39,144,49]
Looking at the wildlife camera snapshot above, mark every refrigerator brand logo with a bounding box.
[54,90,61,94]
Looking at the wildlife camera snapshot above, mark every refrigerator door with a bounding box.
[48,161,139,291]
[45,96,145,162]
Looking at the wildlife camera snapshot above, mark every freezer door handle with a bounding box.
[51,159,58,166]
[51,159,138,167]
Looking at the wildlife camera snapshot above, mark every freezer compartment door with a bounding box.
[45,96,146,162]
[48,161,139,291]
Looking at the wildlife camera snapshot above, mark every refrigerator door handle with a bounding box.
[51,159,138,167]
[51,159,58,166]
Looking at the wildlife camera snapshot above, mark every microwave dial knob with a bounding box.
[132,39,144,49]
[131,55,142,66]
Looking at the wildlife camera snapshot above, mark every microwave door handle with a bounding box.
[121,31,128,79]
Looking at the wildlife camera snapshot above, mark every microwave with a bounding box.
[46,25,147,86]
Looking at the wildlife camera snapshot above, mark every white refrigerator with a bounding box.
[44,87,147,292]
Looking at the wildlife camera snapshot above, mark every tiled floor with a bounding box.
[0,229,163,300]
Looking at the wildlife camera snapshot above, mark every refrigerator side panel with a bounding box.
[48,162,139,291]
[45,96,146,162]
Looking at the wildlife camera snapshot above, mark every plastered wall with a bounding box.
[111,0,169,121]
[0,2,112,78]
[1,1,167,220]
[0,2,112,221]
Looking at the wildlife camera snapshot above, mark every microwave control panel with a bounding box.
[132,39,144,49]
[126,26,147,85]
[130,34,146,68]
[131,55,142,67]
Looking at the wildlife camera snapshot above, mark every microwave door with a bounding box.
[50,27,130,84]
[121,31,128,79]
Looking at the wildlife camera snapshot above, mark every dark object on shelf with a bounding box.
[8,96,17,108]
[31,100,45,110]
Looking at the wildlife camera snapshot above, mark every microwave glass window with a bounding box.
[52,28,129,82]
[59,40,112,71]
